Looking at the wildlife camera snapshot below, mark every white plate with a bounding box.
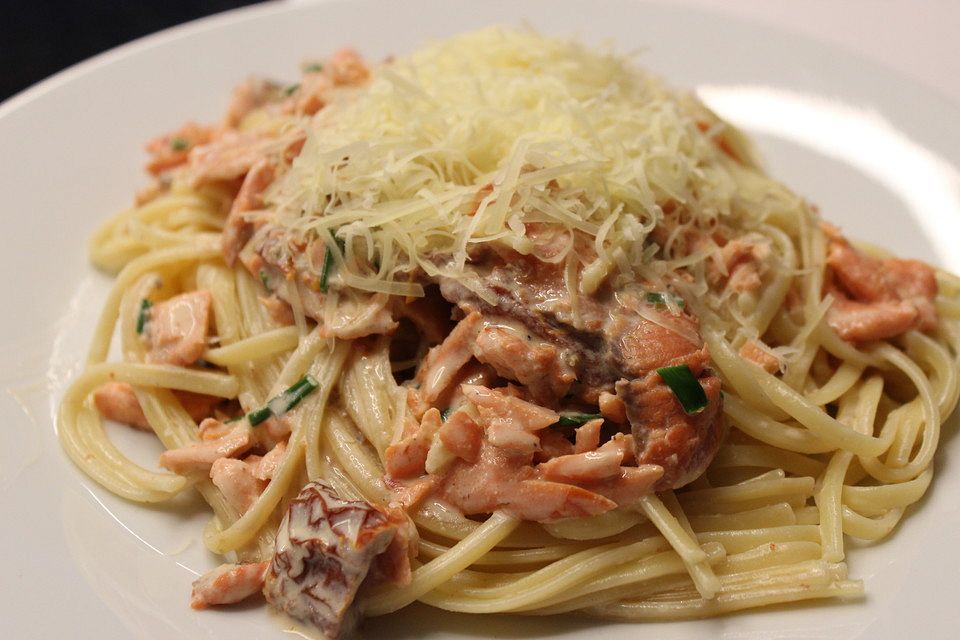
[3,1,959,638]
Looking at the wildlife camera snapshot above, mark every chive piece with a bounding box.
[248,375,320,426]
[645,292,685,308]
[247,406,272,426]
[259,269,270,290]
[170,137,189,151]
[319,230,344,294]
[136,299,153,334]
[284,83,300,96]
[553,413,603,427]
[440,408,453,422]
[304,62,323,73]
[656,364,709,414]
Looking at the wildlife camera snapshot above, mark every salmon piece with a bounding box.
[618,372,724,490]
[264,481,398,638]
[253,440,287,480]
[500,383,529,399]
[144,122,215,176]
[599,432,637,465]
[467,183,494,217]
[825,227,938,342]
[538,447,624,483]
[159,419,252,474]
[248,232,402,339]
[598,392,626,424]
[720,233,771,273]
[463,384,559,456]
[728,263,762,292]
[262,416,292,443]
[328,47,370,86]
[384,475,436,510]
[187,132,268,186]
[191,561,269,609]
[513,480,616,521]
[613,307,705,377]
[574,418,602,453]
[187,131,303,187]
[367,514,417,587]
[403,389,430,426]
[385,408,442,479]
[582,465,665,506]
[738,339,781,374]
[430,361,499,414]
[93,381,152,430]
[435,441,614,521]
[826,294,919,343]
[461,384,559,432]
[223,77,280,129]
[827,232,892,300]
[283,136,306,165]
[486,423,541,456]
[144,291,213,366]
[222,159,274,266]
[435,441,533,516]
[284,49,368,117]
[290,72,332,116]
[537,429,575,461]
[472,323,576,404]
[259,294,294,326]
[161,390,221,425]
[93,381,220,430]
[197,416,234,440]
[210,457,267,514]
[702,232,770,292]
[415,312,482,403]
[884,260,939,329]
[437,411,483,463]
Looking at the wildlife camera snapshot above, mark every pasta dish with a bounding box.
[57,28,960,636]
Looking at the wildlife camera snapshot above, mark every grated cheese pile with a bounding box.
[267,27,804,303]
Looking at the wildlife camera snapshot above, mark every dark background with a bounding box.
[3,1,264,102]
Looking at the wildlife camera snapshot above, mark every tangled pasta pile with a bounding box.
[59,27,960,636]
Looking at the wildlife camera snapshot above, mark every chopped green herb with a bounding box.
[656,364,708,414]
[284,83,300,96]
[247,406,272,425]
[136,299,153,334]
[170,137,189,151]
[553,413,603,427]
[645,292,685,308]
[259,269,270,290]
[319,229,345,294]
[304,62,323,73]
[249,375,320,426]
[440,408,453,421]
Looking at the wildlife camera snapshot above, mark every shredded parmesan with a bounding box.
[267,27,796,298]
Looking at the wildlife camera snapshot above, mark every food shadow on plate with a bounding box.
[358,595,867,639]
[360,602,605,638]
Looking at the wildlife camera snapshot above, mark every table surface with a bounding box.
[8,1,959,108]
